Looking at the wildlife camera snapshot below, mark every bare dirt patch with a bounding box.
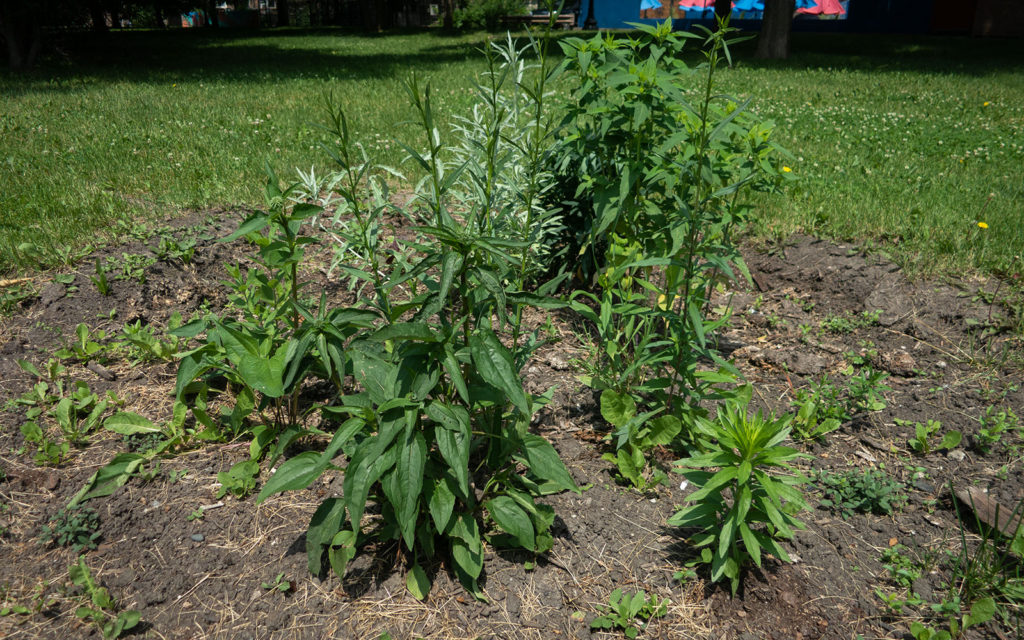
[1,217,1021,639]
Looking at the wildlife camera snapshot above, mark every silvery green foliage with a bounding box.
[448,33,563,278]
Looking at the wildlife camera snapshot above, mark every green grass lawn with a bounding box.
[1,28,1022,279]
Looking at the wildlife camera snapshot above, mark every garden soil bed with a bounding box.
[1,211,1021,640]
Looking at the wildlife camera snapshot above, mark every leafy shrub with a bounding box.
[149,36,580,601]
[668,393,809,595]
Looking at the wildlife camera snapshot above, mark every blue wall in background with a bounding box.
[576,0,936,33]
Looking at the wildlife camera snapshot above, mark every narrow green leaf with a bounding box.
[394,431,427,550]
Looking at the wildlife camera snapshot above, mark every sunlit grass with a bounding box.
[1,28,1022,279]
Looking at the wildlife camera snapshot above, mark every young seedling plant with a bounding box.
[69,556,140,640]
[589,588,668,638]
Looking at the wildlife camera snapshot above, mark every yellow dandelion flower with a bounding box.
[978,222,989,229]
[782,166,792,173]
[657,294,669,311]
[983,101,990,107]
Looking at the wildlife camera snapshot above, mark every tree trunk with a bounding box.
[153,2,165,28]
[206,0,220,27]
[755,0,794,59]
[442,0,453,29]
[278,0,290,26]
[88,0,109,32]
[0,1,42,71]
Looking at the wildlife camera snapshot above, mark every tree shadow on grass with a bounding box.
[1,27,490,95]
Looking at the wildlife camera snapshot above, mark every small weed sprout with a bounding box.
[589,588,668,638]
[975,406,1018,454]
[846,366,891,415]
[39,506,101,552]
[69,556,141,640]
[815,468,906,519]
[216,460,259,500]
[899,418,962,455]
[261,572,292,594]
[90,258,111,296]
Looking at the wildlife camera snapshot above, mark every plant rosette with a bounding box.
[668,395,810,595]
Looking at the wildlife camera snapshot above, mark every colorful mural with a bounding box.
[638,0,848,20]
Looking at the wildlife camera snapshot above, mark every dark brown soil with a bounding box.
[1,215,1022,640]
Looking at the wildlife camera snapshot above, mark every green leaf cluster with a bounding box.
[217,459,260,499]
[903,419,962,455]
[668,396,809,595]
[599,389,680,490]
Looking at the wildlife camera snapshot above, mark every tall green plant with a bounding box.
[257,34,578,601]
[558,21,787,486]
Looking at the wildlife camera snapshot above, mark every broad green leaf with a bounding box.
[438,252,464,303]
[965,597,996,629]
[173,349,212,399]
[222,211,269,242]
[469,328,530,417]
[428,475,456,533]
[328,529,357,579]
[103,412,161,435]
[737,460,752,485]
[738,520,761,567]
[16,359,42,378]
[646,415,681,447]
[350,346,393,406]
[442,346,469,404]
[938,430,962,450]
[235,343,288,398]
[343,424,401,528]
[486,496,535,551]
[369,322,439,343]
[600,389,636,428]
[406,563,431,601]
[429,403,471,500]
[449,514,486,601]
